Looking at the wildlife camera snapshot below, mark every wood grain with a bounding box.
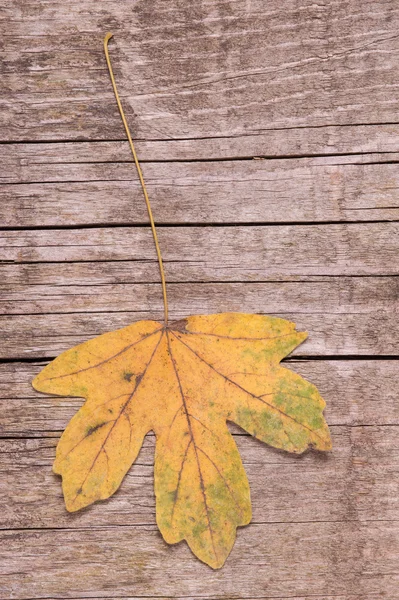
[2,152,399,226]
[4,123,399,162]
[1,278,398,357]
[3,0,399,141]
[0,597,379,600]
[2,0,399,597]
[2,310,398,358]
[1,522,398,599]
[2,360,398,434]
[2,224,398,276]
[2,598,382,600]
[2,278,397,315]
[1,425,398,527]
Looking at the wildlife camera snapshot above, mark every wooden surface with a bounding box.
[1,0,399,598]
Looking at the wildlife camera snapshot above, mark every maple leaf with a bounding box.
[33,312,331,568]
[32,34,332,570]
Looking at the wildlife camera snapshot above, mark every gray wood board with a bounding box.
[2,224,398,276]
[2,0,399,598]
[2,360,398,434]
[2,152,399,226]
[3,1,399,141]
[1,425,398,528]
[4,125,399,162]
[2,310,397,358]
[1,522,398,599]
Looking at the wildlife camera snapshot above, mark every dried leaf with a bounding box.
[33,312,331,568]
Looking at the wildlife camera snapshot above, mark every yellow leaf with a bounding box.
[33,312,331,569]
[32,34,332,569]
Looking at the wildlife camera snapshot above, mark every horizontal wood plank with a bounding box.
[2,224,398,278]
[1,425,398,530]
[3,1,399,141]
[2,278,397,315]
[7,594,376,600]
[2,360,398,435]
[4,123,399,163]
[0,277,398,356]
[2,310,397,358]
[1,521,397,599]
[2,154,399,226]
[7,594,382,600]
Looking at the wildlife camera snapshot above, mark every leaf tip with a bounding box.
[297,329,308,343]
[31,373,42,392]
[313,425,333,453]
[52,460,61,476]
[208,558,227,570]
[32,364,53,394]
[321,433,333,452]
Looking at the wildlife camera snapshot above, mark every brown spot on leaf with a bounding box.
[170,318,188,333]
[86,422,108,437]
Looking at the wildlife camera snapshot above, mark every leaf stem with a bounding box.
[103,32,169,325]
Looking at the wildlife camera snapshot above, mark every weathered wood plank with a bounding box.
[1,224,398,278]
[2,310,397,358]
[6,147,399,182]
[2,360,398,435]
[0,597,374,600]
[2,278,397,315]
[2,154,399,226]
[1,521,397,599]
[1,278,398,357]
[2,2,399,597]
[1,277,398,355]
[3,0,399,141]
[15,597,379,600]
[2,261,398,289]
[1,426,398,530]
[4,123,399,163]
[8,598,378,600]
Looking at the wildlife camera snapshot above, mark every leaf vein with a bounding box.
[45,326,163,382]
[171,438,192,524]
[197,446,243,518]
[171,331,326,444]
[166,331,218,563]
[69,330,163,505]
